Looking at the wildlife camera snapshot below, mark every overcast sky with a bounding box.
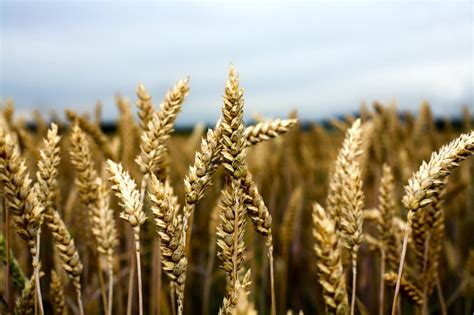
[1,1,473,124]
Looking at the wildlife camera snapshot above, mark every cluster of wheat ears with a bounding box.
[0,66,473,315]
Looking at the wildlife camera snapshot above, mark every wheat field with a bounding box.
[0,66,473,315]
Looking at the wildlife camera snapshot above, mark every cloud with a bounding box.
[0,1,472,123]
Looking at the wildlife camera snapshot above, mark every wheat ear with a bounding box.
[70,123,100,207]
[0,233,26,291]
[0,128,44,314]
[0,128,43,247]
[44,209,83,315]
[392,130,474,314]
[385,272,423,307]
[34,123,62,313]
[116,96,138,169]
[279,185,303,311]
[136,77,189,179]
[136,83,155,131]
[377,164,400,315]
[107,160,146,315]
[339,161,365,315]
[244,118,298,145]
[50,270,67,315]
[148,175,187,315]
[326,119,363,230]
[66,110,116,160]
[14,275,36,315]
[219,65,276,314]
[378,164,401,271]
[312,203,349,315]
[92,178,118,315]
[182,125,222,246]
[70,123,112,311]
[217,180,251,315]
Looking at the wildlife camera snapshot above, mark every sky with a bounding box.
[0,1,473,125]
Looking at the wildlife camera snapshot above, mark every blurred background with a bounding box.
[0,0,472,125]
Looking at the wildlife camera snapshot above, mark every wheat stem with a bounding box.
[135,230,143,315]
[126,251,136,315]
[76,289,85,315]
[4,198,11,311]
[108,263,114,315]
[436,276,447,315]
[268,247,276,315]
[379,249,386,315]
[33,232,44,315]
[351,254,358,315]
[391,214,412,315]
[97,257,109,315]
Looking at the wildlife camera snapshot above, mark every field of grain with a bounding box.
[0,66,473,315]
